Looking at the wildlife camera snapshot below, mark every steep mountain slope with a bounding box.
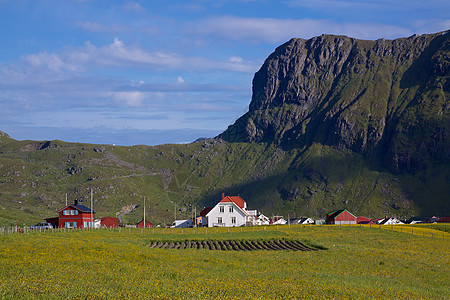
[0,31,448,226]
[221,31,449,174]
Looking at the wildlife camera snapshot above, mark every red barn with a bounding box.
[57,201,95,229]
[326,209,357,225]
[100,216,119,228]
[137,220,153,228]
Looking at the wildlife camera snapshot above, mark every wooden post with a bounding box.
[90,188,94,229]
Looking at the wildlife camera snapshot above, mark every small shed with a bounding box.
[326,209,357,225]
[137,220,153,228]
[101,216,119,228]
[315,219,325,225]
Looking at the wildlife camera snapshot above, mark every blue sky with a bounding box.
[0,0,449,146]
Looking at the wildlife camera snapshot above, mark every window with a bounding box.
[65,222,77,228]
[219,206,224,213]
[63,210,78,215]
[217,217,222,224]
[231,217,236,224]
[229,206,234,213]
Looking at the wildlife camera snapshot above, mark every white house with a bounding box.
[256,214,270,225]
[205,194,254,227]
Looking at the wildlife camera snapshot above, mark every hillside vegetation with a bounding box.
[0,31,449,226]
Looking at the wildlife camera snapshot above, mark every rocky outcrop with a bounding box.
[0,131,10,138]
[220,31,450,173]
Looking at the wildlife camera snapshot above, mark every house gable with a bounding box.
[219,196,247,210]
[206,200,248,227]
[326,209,356,224]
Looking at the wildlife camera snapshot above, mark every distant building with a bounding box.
[57,200,95,229]
[437,216,450,223]
[100,216,119,228]
[169,219,192,228]
[425,216,439,223]
[290,218,314,225]
[356,216,372,224]
[198,207,213,227]
[256,214,270,226]
[204,193,255,227]
[377,217,404,225]
[326,209,356,225]
[272,218,287,225]
[137,220,153,228]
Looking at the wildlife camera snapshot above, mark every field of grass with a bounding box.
[0,224,448,299]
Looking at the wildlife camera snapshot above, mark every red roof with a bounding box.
[220,196,246,209]
[200,207,213,217]
[356,216,371,224]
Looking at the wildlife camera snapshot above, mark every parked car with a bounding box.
[29,222,53,230]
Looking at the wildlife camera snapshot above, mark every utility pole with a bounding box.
[65,193,68,206]
[143,196,146,228]
[90,188,93,229]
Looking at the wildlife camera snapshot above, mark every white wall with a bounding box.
[206,202,247,227]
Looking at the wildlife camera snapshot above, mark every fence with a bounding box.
[0,223,448,240]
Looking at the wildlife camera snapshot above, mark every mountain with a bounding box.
[221,31,449,175]
[0,31,448,226]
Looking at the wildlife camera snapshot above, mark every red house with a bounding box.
[100,216,119,228]
[57,201,95,229]
[137,220,153,228]
[326,209,357,225]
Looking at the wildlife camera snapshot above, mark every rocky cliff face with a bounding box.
[221,31,449,174]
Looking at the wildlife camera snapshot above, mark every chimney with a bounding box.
[221,192,225,200]
[74,199,79,205]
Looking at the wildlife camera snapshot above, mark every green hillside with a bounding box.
[0,136,446,227]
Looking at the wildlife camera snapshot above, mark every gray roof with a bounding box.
[73,204,94,213]
[58,204,95,213]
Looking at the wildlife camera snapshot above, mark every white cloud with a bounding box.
[76,21,129,33]
[110,91,147,107]
[285,0,450,12]
[176,76,185,83]
[191,16,415,42]
[11,38,258,75]
[229,56,244,63]
[122,2,145,13]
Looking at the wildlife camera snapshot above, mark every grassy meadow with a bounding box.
[0,224,448,299]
